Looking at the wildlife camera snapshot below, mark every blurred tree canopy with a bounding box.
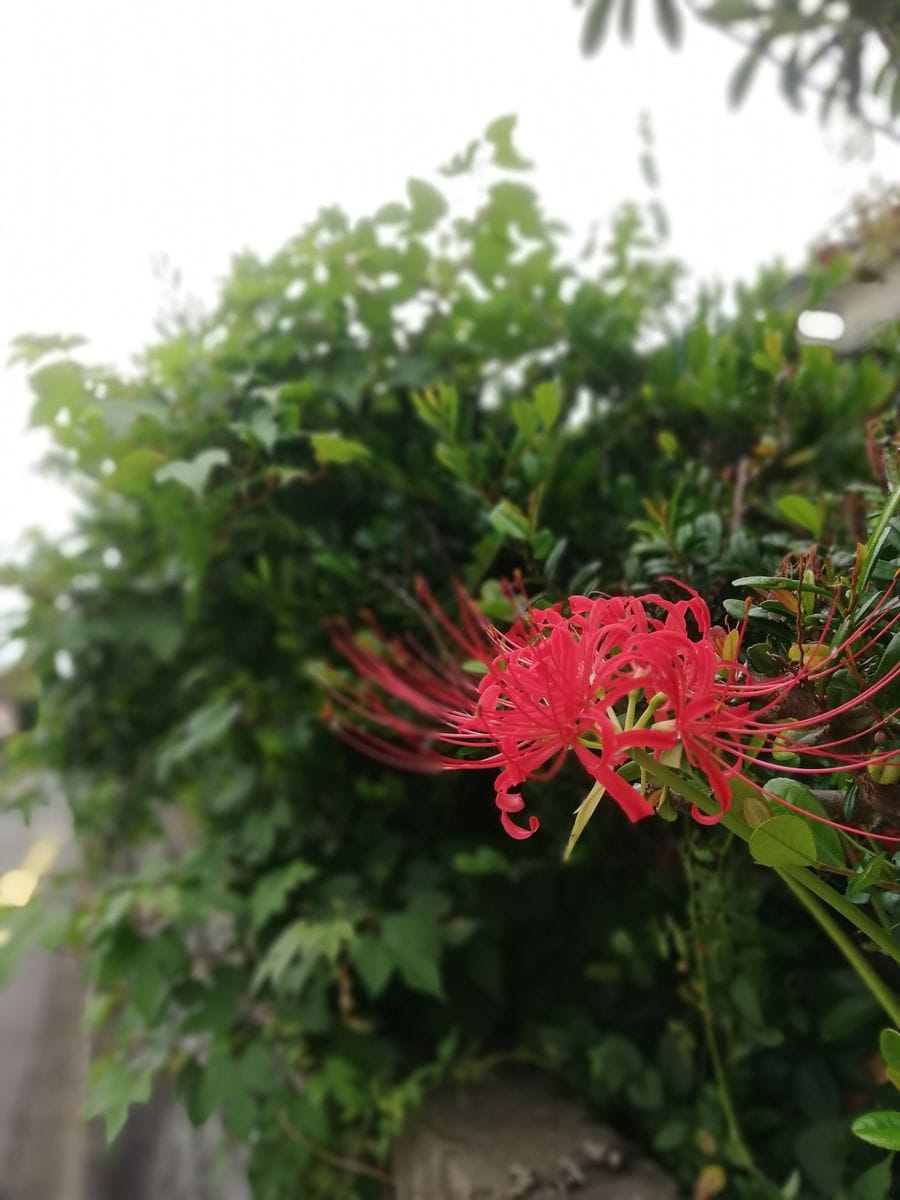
[576,0,900,141]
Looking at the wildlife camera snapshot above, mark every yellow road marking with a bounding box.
[0,837,63,943]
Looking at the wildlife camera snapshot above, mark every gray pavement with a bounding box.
[0,793,252,1200]
[0,795,86,1200]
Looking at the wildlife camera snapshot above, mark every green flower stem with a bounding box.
[630,751,900,982]
[776,869,900,1028]
[776,859,900,970]
[682,846,772,1188]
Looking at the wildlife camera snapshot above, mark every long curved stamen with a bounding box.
[326,578,900,843]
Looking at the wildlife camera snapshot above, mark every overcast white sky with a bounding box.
[1,0,898,567]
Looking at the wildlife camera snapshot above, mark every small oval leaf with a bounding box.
[749,815,818,869]
[851,1109,900,1151]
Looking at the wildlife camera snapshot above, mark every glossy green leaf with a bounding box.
[851,1110,900,1151]
[749,815,818,868]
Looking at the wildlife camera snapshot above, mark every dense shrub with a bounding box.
[3,122,900,1198]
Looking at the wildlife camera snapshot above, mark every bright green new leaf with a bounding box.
[309,432,370,465]
[775,494,823,540]
[564,783,606,860]
[533,381,562,428]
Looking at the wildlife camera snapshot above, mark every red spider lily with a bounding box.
[324,577,900,844]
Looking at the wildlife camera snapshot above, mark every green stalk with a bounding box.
[682,846,774,1189]
[776,869,900,1027]
[630,751,900,975]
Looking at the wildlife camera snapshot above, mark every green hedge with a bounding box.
[3,122,899,1198]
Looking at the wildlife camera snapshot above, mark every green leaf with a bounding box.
[374,201,407,225]
[533,381,562,428]
[765,778,843,867]
[86,1053,158,1142]
[732,576,833,597]
[702,0,760,20]
[484,115,532,171]
[9,332,86,368]
[820,993,879,1042]
[749,815,817,868]
[775,495,823,540]
[581,0,615,53]
[28,360,88,426]
[860,488,900,592]
[880,1028,900,1071]
[381,911,443,998]
[406,178,448,233]
[510,398,539,438]
[155,448,229,496]
[488,499,530,540]
[250,861,319,931]
[156,698,241,781]
[618,0,635,41]
[564,783,606,860]
[654,0,682,46]
[847,853,888,901]
[729,46,763,107]
[846,1154,894,1200]
[412,385,458,439]
[451,846,511,876]
[308,432,370,465]
[351,935,395,998]
[851,1111,900,1151]
[873,632,900,708]
[439,138,479,177]
[253,918,354,995]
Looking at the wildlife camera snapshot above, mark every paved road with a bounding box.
[0,791,252,1200]
[0,793,86,1200]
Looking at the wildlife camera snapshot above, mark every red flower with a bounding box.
[325,579,900,844]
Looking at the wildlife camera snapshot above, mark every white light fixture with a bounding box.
[797,309,846,342]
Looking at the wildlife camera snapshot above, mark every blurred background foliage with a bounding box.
[576,0,900,144]
[2,118,900,1198]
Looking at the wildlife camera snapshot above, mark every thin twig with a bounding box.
[277,1110,396,1188]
